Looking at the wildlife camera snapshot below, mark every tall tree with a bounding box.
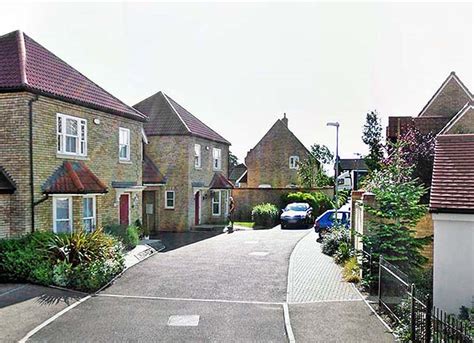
[298,144,334,188]
[229,151,239,169]
[362,111,384,172]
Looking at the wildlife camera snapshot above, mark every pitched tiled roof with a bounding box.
[229,163,247,182]
[134,91,230,144]
[43,161,108,194]
[0,166,16,194]
[430,134,474,213]
[0,30,146,121]
[143,155,166,185]
[339,159,367,171]
[209,172,234,189]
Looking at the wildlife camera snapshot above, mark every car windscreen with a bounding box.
[286,204,308,212]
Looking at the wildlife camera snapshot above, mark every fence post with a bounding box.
[410,283,416,342]
[425,295,432,343]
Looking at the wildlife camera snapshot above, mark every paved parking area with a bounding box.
[0,284,84,342]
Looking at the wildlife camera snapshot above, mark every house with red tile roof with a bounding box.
[0,30,147,237]
[429,130,474,313]
[134,91,232,232]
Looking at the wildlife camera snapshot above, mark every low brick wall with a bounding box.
[231,187,333,221]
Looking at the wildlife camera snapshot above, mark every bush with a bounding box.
[334,241,352,265]
[0,228,125,292]
[321,226,350,256]
[104,224,140,249]
[252,203,279,228]
[342,257,361,283]
[281,191,333,217]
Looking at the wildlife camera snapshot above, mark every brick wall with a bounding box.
[232,187,333,221]
[0,195,11,238]
[0,93,32,237]
[245,119,310,188]
[0,92,144,236]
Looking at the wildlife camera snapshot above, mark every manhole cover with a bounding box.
[168,315,200,326]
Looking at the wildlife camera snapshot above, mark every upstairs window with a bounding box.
[213,148,222,170]
[119,128,131,161]
[289,156,299,169]
[194,144,201,168]
[57,114,87,156]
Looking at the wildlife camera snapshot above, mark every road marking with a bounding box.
[98,293,283,306]
[19,295,92,343]
[287,298,363,304]
[249,251,269,256]
[168,315,200,326]
[282,303,296,343]
[0,285,26,297]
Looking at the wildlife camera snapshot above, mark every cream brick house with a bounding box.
[0,30,147,237]
[134,91,232,233]
[245,114,310,188]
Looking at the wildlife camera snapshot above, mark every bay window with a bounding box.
[212,190,221,216]
[53,197,72,233]
[83,196,96,232]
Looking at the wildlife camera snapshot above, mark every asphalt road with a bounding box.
[27,226,311,342]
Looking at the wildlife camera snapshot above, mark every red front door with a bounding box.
[119,194,130,225]
[194,191,200,225]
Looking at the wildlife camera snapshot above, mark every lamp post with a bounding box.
[327,122,340,220]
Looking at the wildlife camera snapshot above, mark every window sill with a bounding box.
[56,153,89,161]
[119,160,132,164]
[194,167,202,170]
[164,207,175,210]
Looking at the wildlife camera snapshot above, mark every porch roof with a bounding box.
[0,166,16,194]
[42,161,108,194]
[209,172,234,190]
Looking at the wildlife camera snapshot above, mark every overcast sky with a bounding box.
[2,2,472,164]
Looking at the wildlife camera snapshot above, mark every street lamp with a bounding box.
[327,122,340,221]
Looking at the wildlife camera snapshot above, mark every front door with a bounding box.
[119,193,130,225]
[194,191,201,225]
[143,191,156,234]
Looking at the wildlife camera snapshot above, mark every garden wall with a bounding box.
[232,187,333,221]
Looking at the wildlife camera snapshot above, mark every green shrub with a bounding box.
[334,241,352,265]
[104,224,140,249]
[281,191,333,217]
[321,226,350,256]
[343,257,361,283]
[252,203,279,228]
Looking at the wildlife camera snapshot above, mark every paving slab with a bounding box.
[29,296,287,343]
[0,284,83,343]
[289,301,395,343]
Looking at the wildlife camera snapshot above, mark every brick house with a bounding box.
[0,31,147,238]
[386,72,473,142]
[134,91,232,232]
[429,133,474,313]
[245,114,310,188]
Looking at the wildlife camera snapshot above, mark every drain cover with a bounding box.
[167,315,200,326]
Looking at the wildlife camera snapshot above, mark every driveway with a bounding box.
[11,226,394,342]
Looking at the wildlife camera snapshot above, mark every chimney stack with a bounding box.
[282,113,288,127]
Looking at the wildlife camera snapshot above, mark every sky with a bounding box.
[1,2,472,165]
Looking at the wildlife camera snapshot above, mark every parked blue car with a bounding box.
[314,209,350,239]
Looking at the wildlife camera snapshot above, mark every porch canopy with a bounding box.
[143,155,166,186]
[209,172,234,190]
[0,166,16,194]
[43,161,108,194]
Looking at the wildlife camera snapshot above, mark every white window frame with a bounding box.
[57,113,87,157]
[165,191,175,209]
[289,156,299,169]
[194,144,202,169]
[53,196,73,234]
[82,195,96,232]
[212,190,221,216]
[119,127,131,161]
[213,148,222,171]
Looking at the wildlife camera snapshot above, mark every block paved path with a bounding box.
[287,231,360,303]
[287,231,395,342]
